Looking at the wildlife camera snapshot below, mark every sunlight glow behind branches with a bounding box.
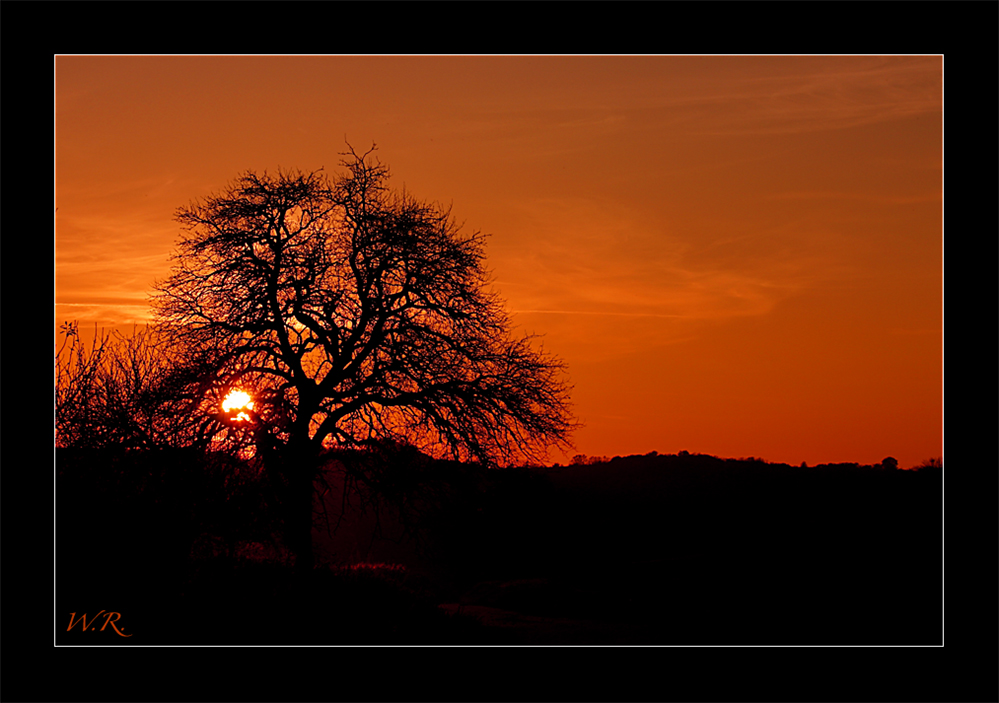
[222,390,255,422]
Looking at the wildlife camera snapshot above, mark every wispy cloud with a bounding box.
[510,309,686,319]
[675,57,942,137]
[491,195,828,327]
[764,190,942,206]
[433,57,941,157]
[54,205,177,326]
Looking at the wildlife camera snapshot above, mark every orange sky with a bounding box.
[54,55,942,468]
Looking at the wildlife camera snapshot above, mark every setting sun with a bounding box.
[222,389,254,421]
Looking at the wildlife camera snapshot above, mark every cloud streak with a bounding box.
[430,56,941,158]
[490,195,830,330]
[657,57,941,137]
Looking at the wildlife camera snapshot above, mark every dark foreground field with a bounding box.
[56,449,941,645]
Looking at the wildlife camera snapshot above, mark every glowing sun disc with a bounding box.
[222,390,254,421]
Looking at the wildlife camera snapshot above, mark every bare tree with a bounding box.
[55,321,258,456]
[151,146,576,569]
[57,322,174,450]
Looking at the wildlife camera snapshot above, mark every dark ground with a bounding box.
[55,449,942,646]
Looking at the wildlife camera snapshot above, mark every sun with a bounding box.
[222,389,255,422]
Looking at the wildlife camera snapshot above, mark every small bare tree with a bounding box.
[56,321,257,454]
[57,322,168,450]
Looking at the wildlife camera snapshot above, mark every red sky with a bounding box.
[55,55,942,468]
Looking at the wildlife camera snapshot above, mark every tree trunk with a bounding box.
[288,470,315,572]
[281,439,319,574]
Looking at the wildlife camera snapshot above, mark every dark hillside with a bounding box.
[56,448,941,644]
[407,453,941,643]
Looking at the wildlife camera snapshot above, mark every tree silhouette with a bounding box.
[56,320,261,457]
[57,322,184,450]
[151,145,575,569]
